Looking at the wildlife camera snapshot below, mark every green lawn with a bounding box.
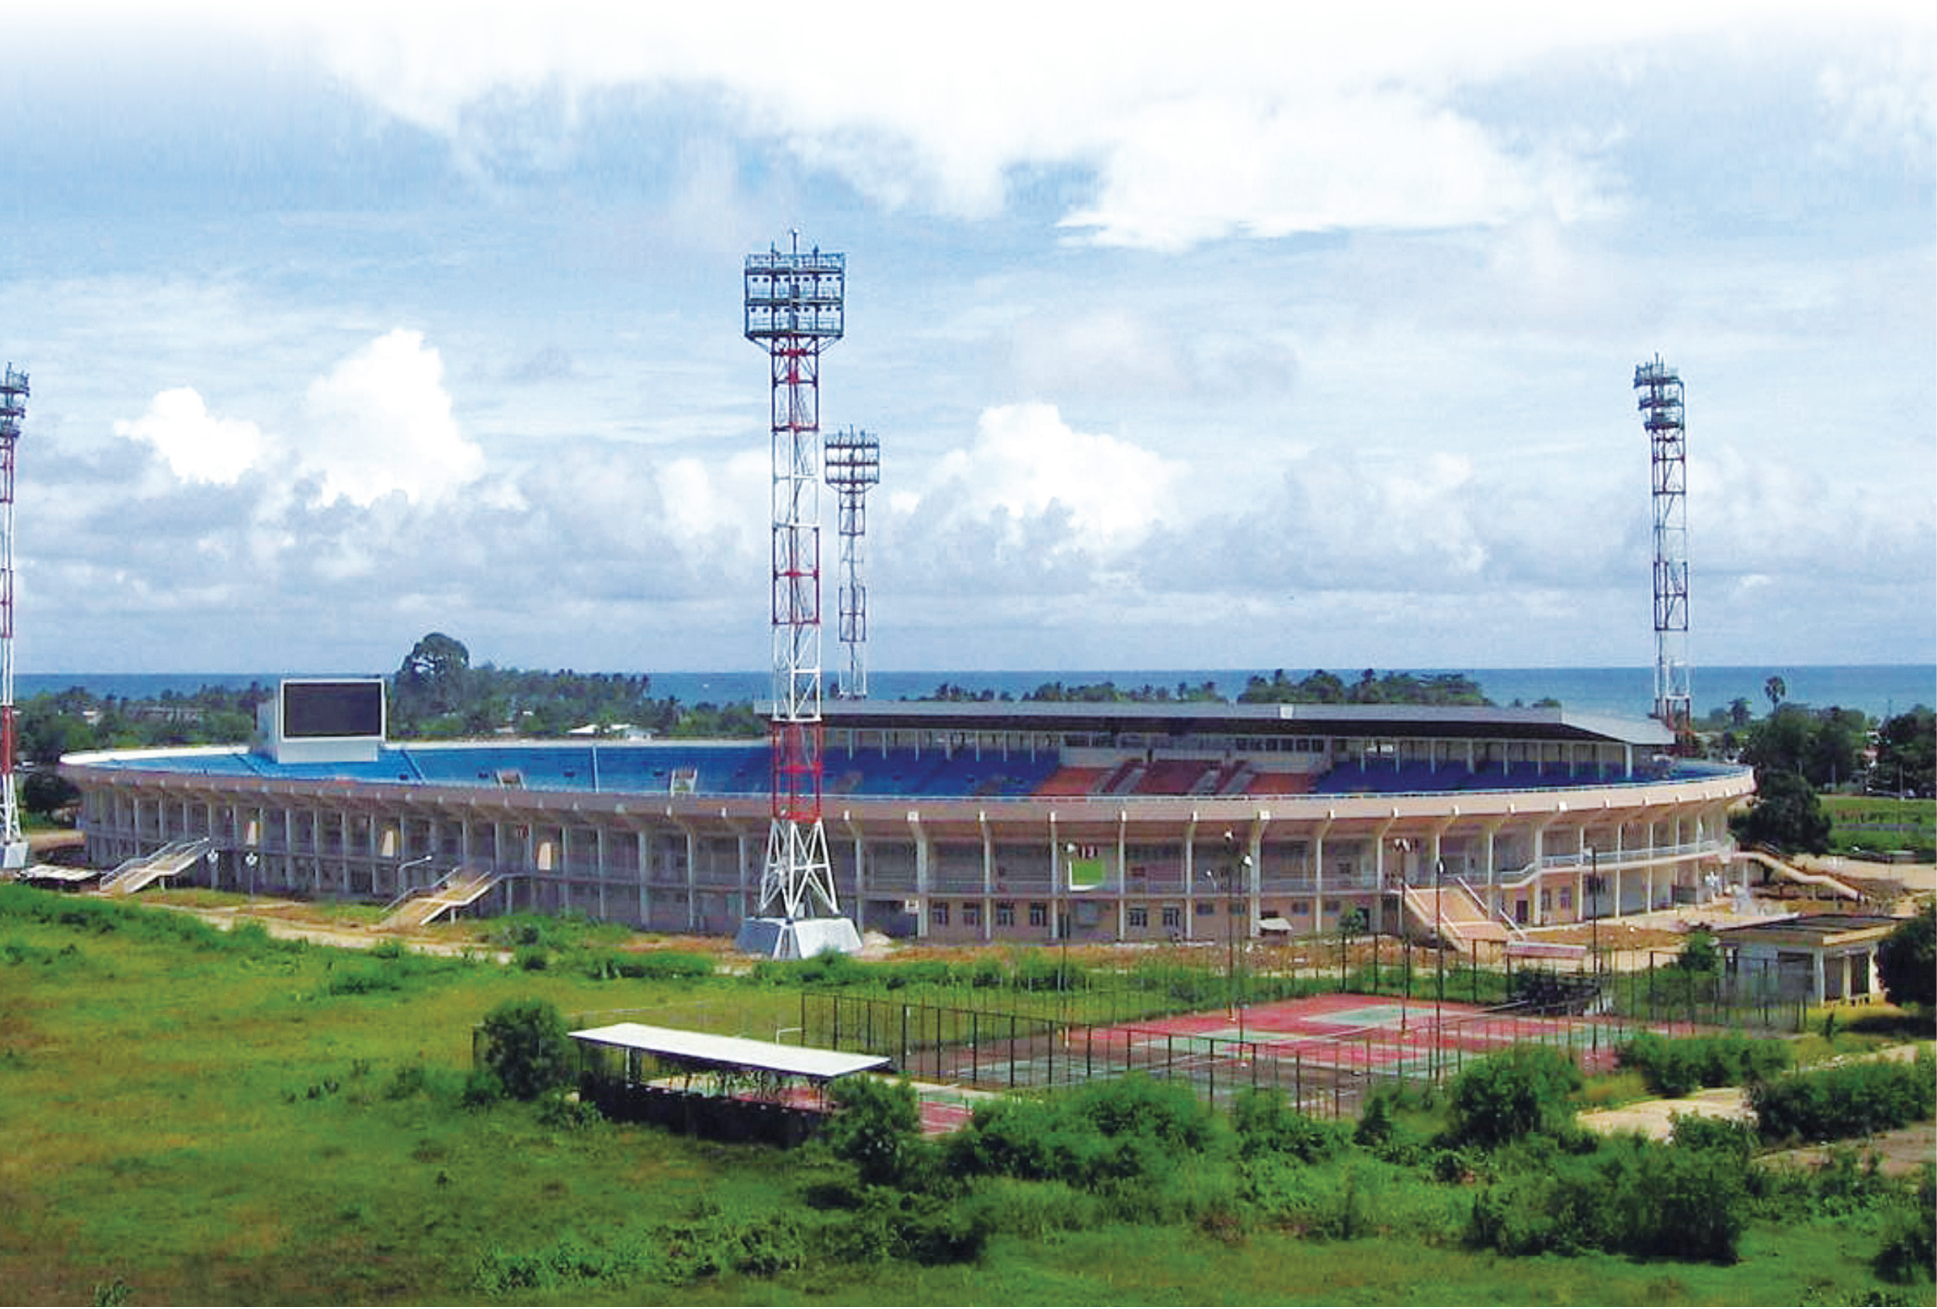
[1824,794,1936,861]
[1,886,1927,1306]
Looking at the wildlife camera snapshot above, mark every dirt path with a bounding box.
[1578,1043,1935,1175]
[141,895,516,961]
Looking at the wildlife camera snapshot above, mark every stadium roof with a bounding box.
[568,1022,889,1082]
[824,699,1676,747]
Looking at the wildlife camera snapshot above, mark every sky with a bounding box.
[1,0,1932,677]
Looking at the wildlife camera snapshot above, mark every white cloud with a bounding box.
[112,387,266,485]
[301,329,483,506]
[279,2,1852,251]
[1060,91,1562,250]
[924,403,1182,553]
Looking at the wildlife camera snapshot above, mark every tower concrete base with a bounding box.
[734,916,863,960]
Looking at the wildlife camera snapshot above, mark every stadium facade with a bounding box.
[59,697,1755,949]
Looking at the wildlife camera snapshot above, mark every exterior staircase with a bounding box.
[97,838,211,895]
[1397,879,1512,948]
[378,866,505,931]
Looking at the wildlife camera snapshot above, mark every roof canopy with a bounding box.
[569,1022,889,1082]
[822,699,1675,747]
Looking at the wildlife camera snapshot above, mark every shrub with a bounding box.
[1066,1072,1218,1152]
[1750,1051,1937,1144]
[1874,1166,1936,1285]
[478,998,576,1100]
[945,1075,1217,1194]
[1446,1045,1583,1148]
[824,1075,927,1187]
[1616,1032,1789,1098]
[616,951,713,981]
[536,1090,602,1130]
[1469,1135,1746,1262]
[1231,1086,1347,1163]
[1668,1112,1756,1163]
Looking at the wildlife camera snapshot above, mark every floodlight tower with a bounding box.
[1634,355,1691,736]
[824,426,880,699]
[0,364,27,869]
[736,235,862,958]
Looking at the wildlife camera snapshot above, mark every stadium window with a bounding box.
[995,901,1015,927]
[1323,899,1341,914]
[1162,905,1181,929]
[1196,901,1215,917]
[963,903,981,928]
[1559,887,1573,911]
[1539,889,1552,912]
[932,903,949,927]
[1127,906,1148,928]
[1291,900,1311,916]
[1028,902,1048,928]
[1228,901,1244,916]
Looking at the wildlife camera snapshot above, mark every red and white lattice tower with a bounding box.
[825,426,880,700]
[1634,355,1692,736]
[1,364,27,869]
[735,236,861,958]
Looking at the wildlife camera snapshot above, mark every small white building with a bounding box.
[1715,913,1902,1007]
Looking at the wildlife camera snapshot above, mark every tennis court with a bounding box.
[802,987,1649,1119]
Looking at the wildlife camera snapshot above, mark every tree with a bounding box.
[478,998,576,1100]
[1731,769,1831,855]
[1765,675,1786,713]
[1873,707,1935,798]
[394,632,472,725]
[1876,903,1935,1009]
[1728,697,1752,729]
[21,769,81,818]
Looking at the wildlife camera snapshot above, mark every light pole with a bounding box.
[1586,845,1604,1052]
[1434,857,1445,1075]
[1217,831,1251,1042]
[1061,842,1075,1021]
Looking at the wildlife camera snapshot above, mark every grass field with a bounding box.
[1824,795,1937,861]
[1,885,1928,1306]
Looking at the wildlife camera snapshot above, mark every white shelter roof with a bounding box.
[568,1022,888,1082]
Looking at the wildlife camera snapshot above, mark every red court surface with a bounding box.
[1078,992,1627,1078]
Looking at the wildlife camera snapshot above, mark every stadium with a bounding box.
[58,689,1755,951]
[48,251,1754,956]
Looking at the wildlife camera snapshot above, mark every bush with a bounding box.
[1874,1166,1936,1285]
[1231,1086,1347,1163]
[945,1074,1219,1194]
[824,1075,927,1187]
[1749,1051,1937,1144]
[1354,1087,1431,1166]
[1668,1111,1756,1163]
[478,998,576,1100]
[1446,1045,1583,1148]
[1469,1135,1746,1262]
[1617,1032,1790,1098]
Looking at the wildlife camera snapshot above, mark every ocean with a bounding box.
[15,665,1934,723]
